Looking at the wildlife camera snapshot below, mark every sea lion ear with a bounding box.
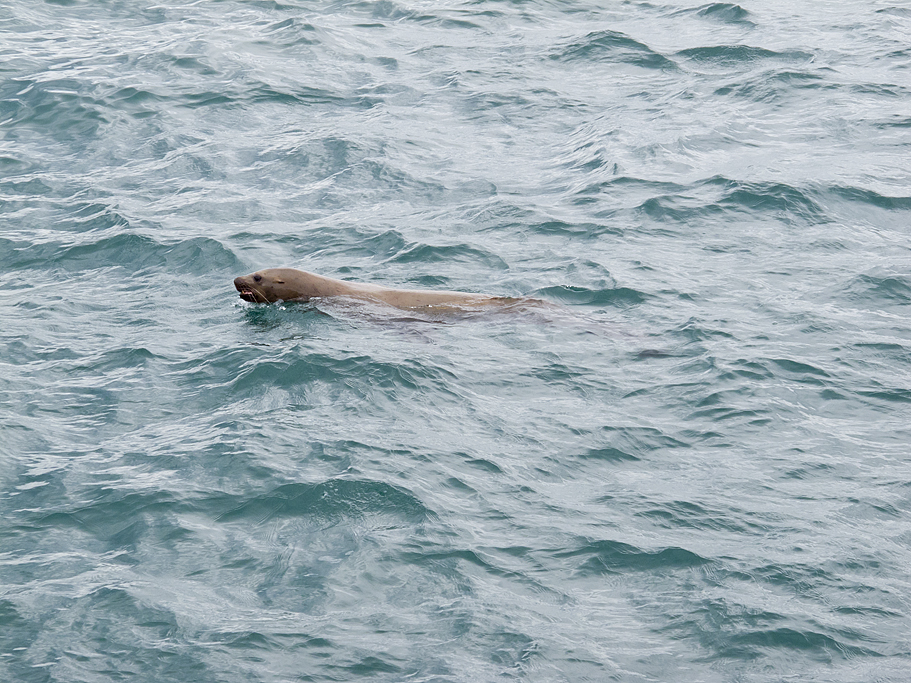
[274,279,285,284]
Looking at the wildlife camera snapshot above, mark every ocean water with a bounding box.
[2,0,911,681]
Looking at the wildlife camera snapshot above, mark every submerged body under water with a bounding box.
[2,0,911,681]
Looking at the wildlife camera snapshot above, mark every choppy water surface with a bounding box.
[2,1,911,681]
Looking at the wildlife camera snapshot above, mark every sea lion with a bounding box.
[234,268,517,310]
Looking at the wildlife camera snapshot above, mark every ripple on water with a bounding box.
[3,0,911,681]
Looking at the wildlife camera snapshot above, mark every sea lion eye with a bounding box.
[253,274,262,282]
[274,279,284,284]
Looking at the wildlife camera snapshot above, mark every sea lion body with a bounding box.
[234,268,511,309]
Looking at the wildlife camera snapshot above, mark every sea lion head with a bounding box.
[234,268,311,303]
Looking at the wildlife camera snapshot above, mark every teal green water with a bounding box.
[2,1,911,681]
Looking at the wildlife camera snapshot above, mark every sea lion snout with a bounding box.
[233,276,250,294]
[234,275,262,303]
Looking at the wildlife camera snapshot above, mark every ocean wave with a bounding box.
[1,76,109,142]
[551,30,678,70]
[226,348,460,406]
[556,538,709,575]
[624,176,827,223]
[841,271,911,305]
[692,3,754,25]
[676,45,814,67]
[712,69,829,102]
[531,284,647,307]
[635,499,763,533]
[2,233,241,274]
[386,242,509,269]
[826,185,911,211]
[216,479,431,525]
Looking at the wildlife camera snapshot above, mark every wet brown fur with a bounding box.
[234,268,518,310]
